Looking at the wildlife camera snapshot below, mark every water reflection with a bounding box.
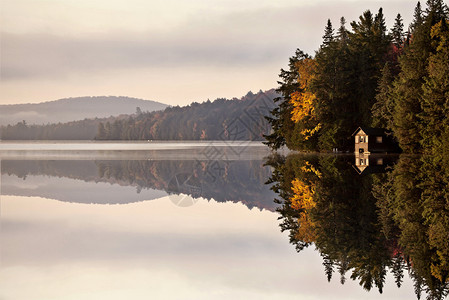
[2,159,276,210]
[0,153,419,299]
[266,153,449,299]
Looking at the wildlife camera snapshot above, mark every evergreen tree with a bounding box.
[312,19,355,151]
[391,14,405,48]
[372,63,395,130]
[347,9,390,127]
[337,17,349,42]
[420,19,449,156]
[323,19,334,46]
[410,1,423,33]
[392,0,448,153]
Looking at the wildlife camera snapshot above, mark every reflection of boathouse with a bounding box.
[352,127,400,174]
[352,154,394,174]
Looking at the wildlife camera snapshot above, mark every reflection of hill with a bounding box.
[1,159,277,211]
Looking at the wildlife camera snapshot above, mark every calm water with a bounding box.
[0,142,436,299]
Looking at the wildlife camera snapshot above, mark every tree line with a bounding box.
[1,90,277,141]
[265,1,449,154]
[95,90,276,141]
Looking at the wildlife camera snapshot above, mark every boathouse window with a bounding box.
[376,136,383,143]
[360,159,365,165]
[359,148,364,153]
[359,136,365,143]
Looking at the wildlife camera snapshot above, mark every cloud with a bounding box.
[1,15,295,81]
[0,0,415,104]
[0,2,379,80]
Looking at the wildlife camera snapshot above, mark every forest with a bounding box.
[0,90,277,141]
[95,89,276,141]
[265,1,449,155]
[264,2,449,297]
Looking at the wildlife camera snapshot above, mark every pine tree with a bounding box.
[410,1,423,33]
[322,254,335,282]
[313,18,355,151]
[420,19,449,156]
[392,0,448,153]
[372,63,395,130]
[391,14,405,48]
[349,9,390,126]
[323,19,334,46]
[337,17,349,42]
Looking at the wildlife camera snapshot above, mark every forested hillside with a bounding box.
[1,89,277,140]
[95,89,277,141]
[0,96,168,126]
[265,1,449,154]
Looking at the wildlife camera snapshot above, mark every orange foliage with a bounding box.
[290,58,317,123]
[291,178,317,243]
[290,58,321,141]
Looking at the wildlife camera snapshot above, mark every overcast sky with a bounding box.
[1,0,416,106]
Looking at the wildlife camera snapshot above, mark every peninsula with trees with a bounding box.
[265,0,448,158]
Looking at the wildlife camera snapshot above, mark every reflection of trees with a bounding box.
[2,159,276,210]
[377,156,449,299]
[95,159,275,210]
[267,153,449,299]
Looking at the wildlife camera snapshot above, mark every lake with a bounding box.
[0,142,444,299]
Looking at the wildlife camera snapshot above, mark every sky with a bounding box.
[1,0,416,106]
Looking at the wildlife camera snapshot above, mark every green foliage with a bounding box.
[268,153,449,298]
[391,1,448,153]
[267,2,449,154]
[372,63,395,130]
[420,19,449,157]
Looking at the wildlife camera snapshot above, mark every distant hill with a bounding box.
[0,96,168,126]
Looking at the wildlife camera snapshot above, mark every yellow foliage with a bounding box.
[300,123,322,140]
[290,90,316,123]
[295,213,316,243]
[430,20,449,52]
[290,58,317,124]
[290,178,317,243]
[430,262,449,283]
[300,161,322,178]
[291,179,315,210]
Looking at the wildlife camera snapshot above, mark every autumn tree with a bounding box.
[289,58,321,150]
[265,50,310,150]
